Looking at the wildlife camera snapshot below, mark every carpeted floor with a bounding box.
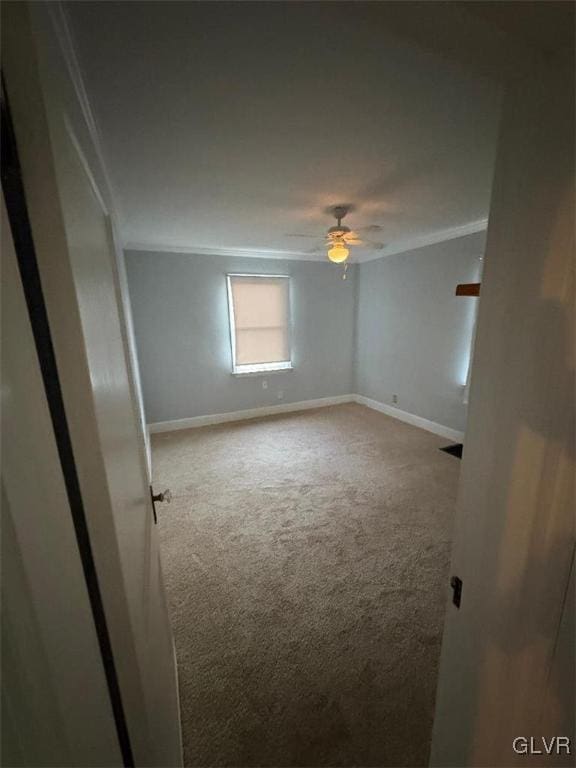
[152,403,460,767]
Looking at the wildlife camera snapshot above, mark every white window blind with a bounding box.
[227,275,291,374]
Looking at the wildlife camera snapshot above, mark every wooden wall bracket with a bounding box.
[456,283,481,297]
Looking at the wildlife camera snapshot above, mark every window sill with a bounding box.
[232,363,294,377]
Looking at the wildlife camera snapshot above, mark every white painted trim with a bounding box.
[148,395,355,433]
[358,219,488,262]
[353,394,465,442]
[125,243,322,262]
[232,362,293,376]
[124,220,488,264]
[148,393,464,441]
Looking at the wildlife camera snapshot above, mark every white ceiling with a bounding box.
[65,1,502,261]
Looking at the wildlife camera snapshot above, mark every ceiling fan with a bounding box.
[286,204,386,267]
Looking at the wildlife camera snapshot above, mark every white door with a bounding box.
[3,3,182,766]
[430,57,574,768]
[2,192,123,767]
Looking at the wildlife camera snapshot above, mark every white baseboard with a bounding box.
[353,394,464,442]
[148,394,355,433]
[148,392,464,442]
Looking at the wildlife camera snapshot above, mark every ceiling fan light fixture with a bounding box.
[327,242,349,263]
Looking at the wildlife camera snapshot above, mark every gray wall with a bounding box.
[354,233,485,433]
[125,250,357,423]
[127,235,484,429]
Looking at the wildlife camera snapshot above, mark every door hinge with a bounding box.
[450,576,463,608]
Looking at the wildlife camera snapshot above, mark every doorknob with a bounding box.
[152,488,172,504]
[150,486,172,524]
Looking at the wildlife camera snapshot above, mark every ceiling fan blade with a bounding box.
[285,233,318,239]
[355,224,384,234]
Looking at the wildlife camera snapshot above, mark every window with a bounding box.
[226,274,292,374]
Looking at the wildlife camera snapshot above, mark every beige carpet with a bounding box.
[152,403,460,767]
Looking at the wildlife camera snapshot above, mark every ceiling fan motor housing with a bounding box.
[329,204,352,221]
[327,224,351,240]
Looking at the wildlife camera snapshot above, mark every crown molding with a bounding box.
[125,219,488,263]
[357,218,488,262]
[123,243,326,262]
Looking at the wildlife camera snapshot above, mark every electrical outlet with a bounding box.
[262,379,268,390]
[277,390,284,400]
[392,394,398,404]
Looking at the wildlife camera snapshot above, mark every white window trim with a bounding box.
[232,361,294,376]
[226,274,293,376]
